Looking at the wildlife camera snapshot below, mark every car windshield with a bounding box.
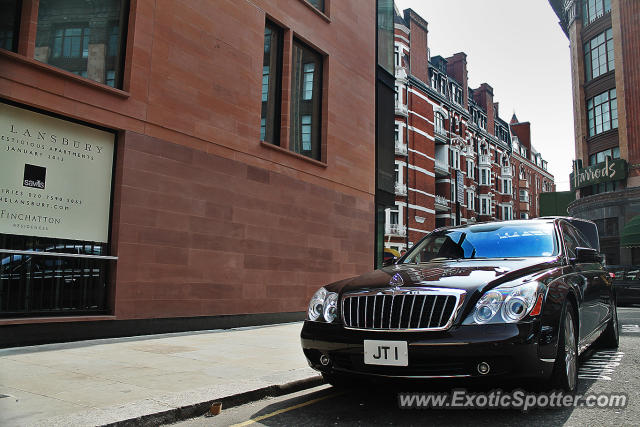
[403,222,558,263]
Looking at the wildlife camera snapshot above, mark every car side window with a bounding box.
[562,224,578,258]
[572,227,593,250]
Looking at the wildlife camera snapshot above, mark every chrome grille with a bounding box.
[341,288,465,331]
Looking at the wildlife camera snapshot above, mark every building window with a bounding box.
[587,88,617,137]
[502,205,512,220]
[290,38,323,160]
[306,0,325,12]
[501,178,512,195]
[34,0,127,88]
[583,0,611,25]
[591,180,620,195]
[394,124,400,143]
[584,28,614,81]
[467,160,475,179]
[480,196,490,216]
[394,163,400,184]
[467,190,475,211]
[260,118,266,141]
[261,66,270,102]
[519,189,529,202]
[377,0,394,75]
[449,148,460,170]
[0,0,21,52]
[302,63,315,100]
[390,210,399,225]
[453,86,462,105]
[53,26,90,58]
[520,212,529,220]
[301,115,312,151]
[480,167,491,186]
[589,146,620,165]
[261,21,283,144]
[435,113,445,136]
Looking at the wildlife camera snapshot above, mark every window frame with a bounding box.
[584,28,614,82]
[261,20,284,145]
[289,37,324,161]
[34,0,129,89]
[583,0,611,26]
[587,88,617,137]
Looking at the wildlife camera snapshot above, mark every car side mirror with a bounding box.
[382,257,398,267]
[574,247,600,263]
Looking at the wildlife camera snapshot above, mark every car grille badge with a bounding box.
[389,273,403,289]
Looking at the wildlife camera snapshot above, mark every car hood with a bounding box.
[327,257,560,296]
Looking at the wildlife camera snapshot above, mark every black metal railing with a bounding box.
[0,236,115,317]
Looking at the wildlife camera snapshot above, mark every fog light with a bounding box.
[477,361,490,375]
[320,354,331,366]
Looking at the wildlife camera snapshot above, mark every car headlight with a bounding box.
[307,287,339,322]
[465,281,543,325]
[323,293,338,323]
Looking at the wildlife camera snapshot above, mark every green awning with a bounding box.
[620,216,640,248]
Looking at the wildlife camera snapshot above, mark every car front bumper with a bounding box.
[301,320,554,380]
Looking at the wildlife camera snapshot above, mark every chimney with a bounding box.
[403,9,429,85]
[445,52,468,109]
[473,83,494,136]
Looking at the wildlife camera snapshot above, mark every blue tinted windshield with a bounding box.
[404,222,558,263]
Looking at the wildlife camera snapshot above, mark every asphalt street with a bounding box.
[174,306,640,426]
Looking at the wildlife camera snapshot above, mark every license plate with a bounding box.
[363,340,408,366]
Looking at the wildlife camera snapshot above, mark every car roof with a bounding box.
[433,218,558,233]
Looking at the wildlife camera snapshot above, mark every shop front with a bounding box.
[569,157,640,265]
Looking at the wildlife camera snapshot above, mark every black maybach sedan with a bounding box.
[301,218,619,391]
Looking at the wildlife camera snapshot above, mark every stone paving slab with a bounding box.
[0,322,319,426]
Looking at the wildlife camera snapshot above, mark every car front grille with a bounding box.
[341,288,465,331]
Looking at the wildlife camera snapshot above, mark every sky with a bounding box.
[394,0,574,190]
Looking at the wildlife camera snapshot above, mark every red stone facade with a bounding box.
[549,0,640,264]
[385,8,555,252]
[0,0,377,323]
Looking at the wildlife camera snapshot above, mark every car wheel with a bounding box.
[550,301,578,392]
[597,301,619,349]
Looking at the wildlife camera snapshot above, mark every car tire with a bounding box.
[549,301,578,392]
[597,300,619,349]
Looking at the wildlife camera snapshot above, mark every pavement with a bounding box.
[0,322,321,427]
[177,307,640,427]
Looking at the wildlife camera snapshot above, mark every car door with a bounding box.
[572,225,611,328]
[561,222,599,343]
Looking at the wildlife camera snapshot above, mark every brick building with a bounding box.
[385,8,555,253]
[549,0,640,264]
[0,0,395,345]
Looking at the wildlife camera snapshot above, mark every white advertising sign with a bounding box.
[0,103,115,242]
